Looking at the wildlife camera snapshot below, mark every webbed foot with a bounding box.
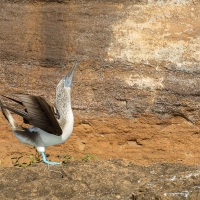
[41,152,61,165]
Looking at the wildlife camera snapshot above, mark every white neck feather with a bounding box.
[56,84,74,141]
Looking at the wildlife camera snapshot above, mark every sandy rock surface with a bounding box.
[0,160,200,199]
[0,0,199,199]
[0,0,199,167]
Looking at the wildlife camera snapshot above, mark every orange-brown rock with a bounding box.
[0,0,199,167]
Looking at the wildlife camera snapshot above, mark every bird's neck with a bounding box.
[56,88,73,123]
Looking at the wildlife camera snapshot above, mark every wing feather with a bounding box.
[3,94,62,136]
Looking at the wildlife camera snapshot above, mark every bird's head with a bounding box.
[63,62,78,88]
[57,62,78,90]
[56,62,77,118]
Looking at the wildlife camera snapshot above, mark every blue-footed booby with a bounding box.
[0,63,77,165]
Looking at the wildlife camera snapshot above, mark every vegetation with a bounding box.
[11,153,97,167]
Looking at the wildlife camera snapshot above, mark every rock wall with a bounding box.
[0,0,199,166]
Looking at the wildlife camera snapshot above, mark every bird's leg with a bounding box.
[41,152,61,165]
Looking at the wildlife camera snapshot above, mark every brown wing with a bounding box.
[2,94,62,136]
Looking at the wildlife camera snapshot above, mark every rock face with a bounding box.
[0,0,199,167]
[1,160,200,199]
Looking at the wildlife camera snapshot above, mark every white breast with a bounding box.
[61,109,74,142]
[32,109,74,147]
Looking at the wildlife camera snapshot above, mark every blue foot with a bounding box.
[41,152,61,165]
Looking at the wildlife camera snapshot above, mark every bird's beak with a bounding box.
[64,62,78,87]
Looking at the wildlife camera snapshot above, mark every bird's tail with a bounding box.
[0,96,19,130]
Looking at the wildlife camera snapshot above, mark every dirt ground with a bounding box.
[1,111,200,168]
[0,93,200,199]
[0,116,200,200]
[0,160,200,199]
[1,113,200,199]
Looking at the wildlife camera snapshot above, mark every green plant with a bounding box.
[81,153,95,162]
[11,154,42,167]
[62,155,74,164]
[28,155,42,164]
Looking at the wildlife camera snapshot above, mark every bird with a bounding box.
[0,63,77,165]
